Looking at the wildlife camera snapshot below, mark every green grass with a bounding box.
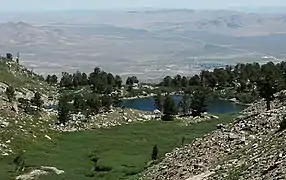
[0,114,237,180]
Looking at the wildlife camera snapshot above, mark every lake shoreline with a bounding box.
[123,95,248,114]
[123,92,178,100]
[219,97,252,106]
[123,93,251,107]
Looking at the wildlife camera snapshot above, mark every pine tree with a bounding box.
[60,72,73,88]
[257,75,278,111]
[58,105,70,125]
[154,93,163,111]
[87,94,102,114]
[151,145,158,161]
[46,75,51,84]
[73,94,86,112]
[179,94,191,116]
[115,75,122,89]
[162,94,177,121]
[58,94,72,125]
[31,92,44,108]
[5,86,15,102]
[101,95,112,111]
[190,86,211,117]
[50,74,58,85]
[279,114,286,131]
[112,94,122,108]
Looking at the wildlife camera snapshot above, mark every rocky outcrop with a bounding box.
[141,91,286,180]
[0,89,56,156]
[50,108,217,132]
[16,170,49,180]
[50,109,153,132]
[16,166,64,180]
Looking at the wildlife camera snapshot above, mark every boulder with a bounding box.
[16,170,49,180]
[217,124,225,129]
[153,109,161,114]
[40,166,65,175]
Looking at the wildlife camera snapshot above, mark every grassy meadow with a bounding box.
[0,114,237,180]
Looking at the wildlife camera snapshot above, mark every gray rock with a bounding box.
[140,91,286,180]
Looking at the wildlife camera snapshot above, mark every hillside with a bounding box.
[0,60,150,157]
[141,91,286,180]
[0,22,67,45]
[0,60,55,93]
[0,59,242,180]
[0,60,57,156]
[1,58,286,180]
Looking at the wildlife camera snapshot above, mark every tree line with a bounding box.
[157,61,284,119]
[35,61,284,123]
[154,86,212,120]
[57,91,122,125]
[55,67,125,124]
[46,67,142,94]
[160,62,283,90]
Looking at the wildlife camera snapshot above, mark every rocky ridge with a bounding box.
[141,91,286,180]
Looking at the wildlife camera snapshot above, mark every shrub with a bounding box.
[279,115,286,131]
[124,169,141,176]
[13,153,26,172]
[85,172,95,177]
[5,86,15,102]
[18,98,37,115]
[93,165,112,172]
[31,92,44,108]
[161,114,174,121]
[235,92,256,104]
[181,136,186,146]
[151,145,158,161]
[162,94,177,120]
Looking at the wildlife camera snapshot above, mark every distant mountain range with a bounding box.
[0,9,286,80]
[0,22,66,45]
[230,6,286,14]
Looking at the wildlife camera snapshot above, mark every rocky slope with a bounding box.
[0,61,163,157]
[141,91,286,180]
[50,108,153,132]
[0,61,57,156]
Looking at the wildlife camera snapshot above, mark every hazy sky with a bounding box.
[1,0,286,12]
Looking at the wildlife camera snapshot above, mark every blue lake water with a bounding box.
[122,96,247,114]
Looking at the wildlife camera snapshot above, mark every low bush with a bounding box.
[93,165,112,172]
[161,115,174,121]
[279,114,286,131]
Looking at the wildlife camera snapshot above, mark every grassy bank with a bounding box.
[0,114,237,180]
